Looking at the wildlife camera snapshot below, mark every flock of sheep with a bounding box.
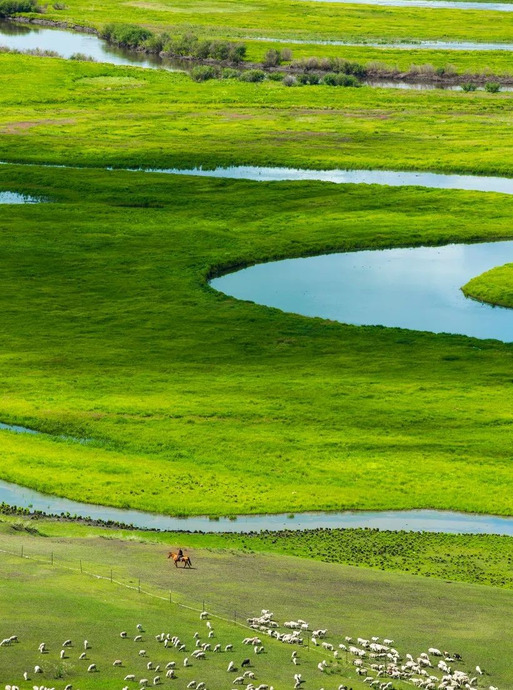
[0,609,501,690]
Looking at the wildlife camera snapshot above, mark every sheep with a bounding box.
[120,631,128,638]
[139,650,147,657]
[428,648,442,657]
[34,666,43,674]
[147,662,154,670]
[213,644,221,652]
[87,663,97,673]
[165,662,176,669]
[476,666,483,675]
[196,683,206,690]
[64,685,72,690]
[227,661,236,672]
[195,652,206,660]
[137,624,144,631]
[241,658,251,668]
[139,680,149,687]
[79,652,86,660]
[135,635,143,642]
[60,650,66,660]
[62,639,72,647]
[166,669,176,679]
[124,675,136,681]
[38,643,46,653]
[113,659,123,667]
[153,677,160,685]
[83,640,89,650]
[184,657,190,667]
[225,644,233,651]
[232,678,245,685]
[208,631,214,639]
[200,612,209,620]
[187,683,196,689]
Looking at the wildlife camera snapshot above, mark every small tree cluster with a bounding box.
[0,0,39,16]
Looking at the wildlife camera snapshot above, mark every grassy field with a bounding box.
[5,54,513,175]
[0,550,374,689]
[0,521,510,686]
[24,0,513,46]
[1,160,513,516]
[463,263,513,307]
[8,512,513,590]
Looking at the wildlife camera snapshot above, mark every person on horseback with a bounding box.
[177,548,184,562]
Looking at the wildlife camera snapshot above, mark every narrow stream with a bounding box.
[0,191,40,203]
[304,0,513,10]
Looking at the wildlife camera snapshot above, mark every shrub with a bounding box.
[0,0,39,15]
[69,52,95,61]
[282,74,297,87]
[190,65,220,82]
[485,82,501,93]
[228,43,246,64]
[263,48,281,67]
[144,32,167,53]
[52,1,67,8]
[239,69,265,82]
[462,82,477,92]
[268,71,285,81]
[101,23,152,48]
[221,67,239,79]
[281,48,292,61]
[336,73,361,87]
[322,72,338,86]
[165,32,198,56]
[194,40,212,59]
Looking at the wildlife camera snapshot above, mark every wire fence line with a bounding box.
[0,539,368,685]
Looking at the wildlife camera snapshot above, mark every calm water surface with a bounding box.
[0,191,40,203]
[212,241,513,341]
[0,20,185,70]
[305,0,513,9]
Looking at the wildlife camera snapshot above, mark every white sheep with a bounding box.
[227,661,236,672]
[139,680,149,687]
[83,640,89,650]
[113,659,123,666]
[120,631,128,638]
[79,652,86,660]
[153,676,160,685]
[184,657,190,667]
[166,669,176,679]
[124,674,136,681]
[187,683,197,689]
[87,663,96,672]
[139,650,147,657]
[34,666,43,674]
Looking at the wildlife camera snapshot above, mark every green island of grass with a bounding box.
[462,262,513,308]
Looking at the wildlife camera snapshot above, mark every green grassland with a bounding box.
[463,263,513,307]
[1,159,513,516]
[8,513,513,590]
[0,521,511,686]
[6,54,513,175]
[0,550,373,689]
[25,0,513,46]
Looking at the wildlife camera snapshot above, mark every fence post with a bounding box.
[110,569,113,583]
[80,559,82,573]
[202,600,205,612]
[169,591,172,604]
[20,545,23,558]
[138,578,141,594]
[51,552,53,566]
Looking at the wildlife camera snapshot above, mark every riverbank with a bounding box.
[10,17,513,88]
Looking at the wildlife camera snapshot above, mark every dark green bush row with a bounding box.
[191,66,361,88]
[0,0,39,17]
[100,23,246,63]
[101,22,152,48]
[292,56,367,78]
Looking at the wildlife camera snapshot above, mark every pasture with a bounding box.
[2,163,513,515]
[0,521,510,686]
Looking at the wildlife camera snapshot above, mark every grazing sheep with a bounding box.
[79,652,86,660]
[139,680,149,687]
[38,643,46,654]
[184,657,190,667]
[34,666,43,674]
[196,683,206,690]
[87,663,97,672]
[120,631,128,638]
[124,674,136,681]
[83,640,89,650]
[135,635,143,642]
[476,666,484,675]
[213,644,221,652]
[147,662,153,670]
[166,669,176,679]
[60,650,66,659]
[137,624,144,631]
[63,640,72,647]
[153,676,160,685]
[227,661,236,672]
[200,612,209,620]
[225,644,233,651]
[241,659,251,668]
[23,673,29,682]
[165,662,176,669]
[113,659,123,667]
[139,650,147,657]
[187,682,196,689]
[64,685,72,690]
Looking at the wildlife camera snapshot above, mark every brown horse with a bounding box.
[168,551,192,568]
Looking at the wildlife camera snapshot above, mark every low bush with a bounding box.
[462,82,477,92]
[239,69,265,82]
[268,72,285,81]
[69,52,95,61]
[101,23,152,48]
[0,0,39,16]
[282,74,297,86]
[221,67,239,79]
[485,82,501,93]
[190,65,220,82]
[263,48,282,67]
[52,1,67,8]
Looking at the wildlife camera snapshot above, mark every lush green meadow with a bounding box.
[463,263,513,307]
[0,519,510,686]
[1,158,513,516]
[4,54,513,175]
[27,0,513,46]
[9,513,513,590]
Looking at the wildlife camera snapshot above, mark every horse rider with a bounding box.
[177,548,184,562]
